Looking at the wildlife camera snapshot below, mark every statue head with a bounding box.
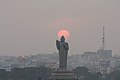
[60,36,65,42]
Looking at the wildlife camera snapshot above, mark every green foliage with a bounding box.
[107,70,120,80]
[0,69,11,79]
[0,67,51,80]
[73,66,89,77]
[73,66,102,80]
[0,66,120,80]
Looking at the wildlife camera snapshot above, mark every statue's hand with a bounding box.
[56,40,58,42]
[56,40,60,50]
[56,40,60,45]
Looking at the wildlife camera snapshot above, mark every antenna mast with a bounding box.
[102,26,105,50]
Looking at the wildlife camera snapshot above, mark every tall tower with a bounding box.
[102,26,105,50]
[98,27,112,74]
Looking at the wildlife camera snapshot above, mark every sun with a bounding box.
[57,29,70,39]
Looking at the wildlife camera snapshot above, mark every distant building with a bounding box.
[81,52,99,72]
[98,59,111,74]
[111,56,120,70]
[80,49,112,73]
[45,62,58,69]
[97,49,112,73]
[97,50,112,58]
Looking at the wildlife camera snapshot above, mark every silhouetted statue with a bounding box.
[56,36,69,69]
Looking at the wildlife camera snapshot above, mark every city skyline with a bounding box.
[0,0,120,56]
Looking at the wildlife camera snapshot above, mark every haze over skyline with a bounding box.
[0,0,120,56]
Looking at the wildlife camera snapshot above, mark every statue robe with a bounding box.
[56,40,69,69]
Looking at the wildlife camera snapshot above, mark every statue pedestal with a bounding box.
[48,69,78,80]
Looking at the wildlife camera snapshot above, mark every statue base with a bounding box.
[48,69,78,80]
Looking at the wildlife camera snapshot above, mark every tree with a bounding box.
[73,66,101,80]
[107,70,120,80]
[11,67,51,80]
[74,66,89,77]
[0,69,11,79]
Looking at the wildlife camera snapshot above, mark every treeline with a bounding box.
[0,67,51,80]
[0,66,120,80]
[73,66,120,80]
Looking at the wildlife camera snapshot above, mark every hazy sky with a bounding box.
[0,0,120,56]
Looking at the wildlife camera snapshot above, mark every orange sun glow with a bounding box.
[58,29,70,39]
